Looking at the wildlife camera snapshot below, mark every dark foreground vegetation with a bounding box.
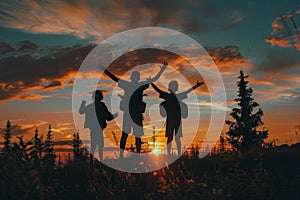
[1,135,300,200]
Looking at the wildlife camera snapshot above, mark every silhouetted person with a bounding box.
[151,80,204,155]
[101,62,167,158]
[79,90,118,161]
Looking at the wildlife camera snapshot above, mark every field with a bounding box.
[1,143,300,200]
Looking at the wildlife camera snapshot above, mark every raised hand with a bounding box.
[196,81,204,87]
[146,77,152,82]
[188,81,204,91]
[161,61,168,70]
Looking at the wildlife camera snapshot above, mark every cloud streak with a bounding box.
[266,9,300,51]
[0,0,246,42]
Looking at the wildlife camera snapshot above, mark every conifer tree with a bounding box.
[219,133,226,155]
[31,127,43,166]
[3,120,12,153]
[72,131,83,160]
[43,125,55,167]
[226,71,268,154]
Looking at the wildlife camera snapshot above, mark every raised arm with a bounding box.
[99,65,121,82]
[151,83,168,94]
[146,61,168,83]
[103,69,120,82]
[183,81,204,94]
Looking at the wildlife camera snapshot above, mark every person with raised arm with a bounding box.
[79,90,118,162]
[100,62,167,158]
[151,80,204,156]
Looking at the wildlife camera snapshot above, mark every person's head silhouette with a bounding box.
[130,71,140,82]
[93,90,103,102]
[168,80,178,93]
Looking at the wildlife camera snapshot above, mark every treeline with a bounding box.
[1,121,85,162]
[0,120,91,199]
[1,119,300,199]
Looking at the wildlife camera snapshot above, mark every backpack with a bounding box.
[159,100,188,118]
[119,98,128,111]
[181,102,188,119]
[159,101,167,117]
[120,97,146,113]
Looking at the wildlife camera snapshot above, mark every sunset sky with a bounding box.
[0,0,299,149]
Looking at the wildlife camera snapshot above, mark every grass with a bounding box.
[1,144,300,200]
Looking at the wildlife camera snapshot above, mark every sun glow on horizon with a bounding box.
[152,146,163,155]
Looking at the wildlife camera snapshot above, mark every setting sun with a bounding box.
[152,147,162,155]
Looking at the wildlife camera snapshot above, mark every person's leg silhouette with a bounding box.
[120,112,131,158]
[120,131,128,158]
[98,130,104,161]
[90,129,98,162]
[175,123,182,156]
[166,121,174,155]
[132,115,143,154]
[167,134,174,155]
[175,136,181,156]
[135,137,141,153]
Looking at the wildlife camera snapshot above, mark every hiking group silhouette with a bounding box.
[80,62,204,160]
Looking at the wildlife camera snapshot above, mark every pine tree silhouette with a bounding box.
[226,71,268,154]
[3,120,12,153]
[31,127,43,169]
[43,125,56,168]
[34,128,44,158]
[14,136,32,162]
[219,133,226,155]
[72,131,83,160]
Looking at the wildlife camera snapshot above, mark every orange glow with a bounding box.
[152,147,161,155]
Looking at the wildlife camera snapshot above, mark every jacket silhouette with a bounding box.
[79,90,118,161]
[101,62,167,157]
[151,80,203,155]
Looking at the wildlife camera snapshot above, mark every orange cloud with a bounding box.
[0,43,93,101]
[0,0,246,42]
[295,40,300,50]
[265,37,292,48]
[208,46,246,68]
[266,11,300,51]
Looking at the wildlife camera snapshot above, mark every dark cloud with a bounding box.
[254,50,300,74]
[0,42,16,54]
[107,48,186,73]
[105,48,204,86]
[43,80,62,89]
[107,46,245,74]
[109,47,243,76]
[207,46,245,67]
[0,40,245,101]
[18,40,38,51]
[0,43,94,100]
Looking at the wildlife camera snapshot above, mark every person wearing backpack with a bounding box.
[79,90,118,161]
[151,80,204,156]
[100,62,167,158]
